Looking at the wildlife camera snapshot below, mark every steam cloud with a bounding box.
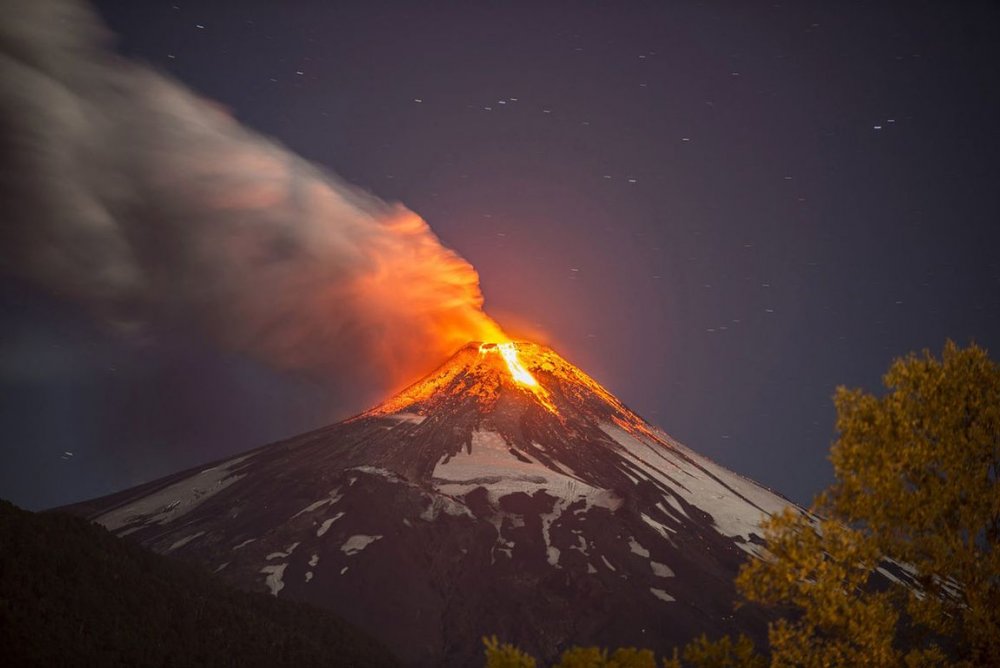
[0,0,505,390]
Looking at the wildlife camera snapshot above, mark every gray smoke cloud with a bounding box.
[0,0,505,390]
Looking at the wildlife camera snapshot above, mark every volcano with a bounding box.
[67,342,799,665]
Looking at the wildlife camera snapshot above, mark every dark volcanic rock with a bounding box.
[64,342,799,665]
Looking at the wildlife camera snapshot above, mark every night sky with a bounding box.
[3,0,1000,511]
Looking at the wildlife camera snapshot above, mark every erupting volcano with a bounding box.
[66,341,799,665]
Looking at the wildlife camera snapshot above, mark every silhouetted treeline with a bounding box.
[0,500,396,667]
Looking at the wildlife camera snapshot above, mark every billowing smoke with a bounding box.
[0,0,505,391]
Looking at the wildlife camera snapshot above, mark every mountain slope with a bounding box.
[0,500,397,667]
[65,342,801,665]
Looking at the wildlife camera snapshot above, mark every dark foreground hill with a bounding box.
[0,500,397,667]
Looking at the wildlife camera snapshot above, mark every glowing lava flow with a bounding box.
[497,342,539,386]
[480,342,558,413]
[364,340,580,419]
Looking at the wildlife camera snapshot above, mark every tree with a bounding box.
[483,639,657,668]
[555,646,657,668]
[484,636,537,668]
[672,634,766,668]
[737,341,1000,666]
[735,509,926,666]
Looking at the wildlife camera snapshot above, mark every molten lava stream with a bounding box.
[479,342,558,414]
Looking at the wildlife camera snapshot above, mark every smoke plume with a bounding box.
[0,0,505,390]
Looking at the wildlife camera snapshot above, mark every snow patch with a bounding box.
[167,531,204,552]
[291,489,343,518]
[661,494,688,518]
[616,465,644,486]
[530,441,579,477]
[232,538,256,550]
[387,412,426,425]
[432,430,622,568]
[650,561,675,578]
[264,543,299,561]
[601,555,617,572]
[304,571,313,583]
[876,566,907,588]
[650,587,675,603]
[602,423,794,554]
[317,512,345,537]
[493,536,515,560]
[266,542,300,560]
[349,465,398,479]
[308,553,319,567]
[628,538,650,558]
[95,453,256,531]
[434,430,620,512]
[641,513,676,541]
[340,566,349,575]
[540,499,564,567]
[420,495,474,521]
[341,534,382,555]
[260,564,287,596]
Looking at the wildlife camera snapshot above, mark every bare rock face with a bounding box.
[68,342,799,665]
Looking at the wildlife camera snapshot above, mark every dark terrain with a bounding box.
[0,500,396,667]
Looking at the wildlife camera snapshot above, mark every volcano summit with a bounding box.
[68,342,799,664]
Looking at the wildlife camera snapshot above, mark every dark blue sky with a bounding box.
[3,0,999,509]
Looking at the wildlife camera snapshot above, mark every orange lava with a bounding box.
[362,339,667,445]
[365,341,559,417]
[479,342,558,414]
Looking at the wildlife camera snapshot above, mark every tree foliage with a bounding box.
[676,634,767,668]
[828,341,1000,662]
[484,639,659,668]
[484,636,760,668]
[736,510,934,666]
[555,646,658,668]
[737,341,999,666]
[484,636,538,668]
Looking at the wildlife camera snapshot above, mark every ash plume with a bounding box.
[0,0,504,390]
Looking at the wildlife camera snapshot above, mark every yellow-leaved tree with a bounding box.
[483,638,661,668]
[737,341,1000,666]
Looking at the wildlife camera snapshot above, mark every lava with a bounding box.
[479,342,558,413]
[367,341,563,417]
[480,342,536,386]
[359,340,661,441]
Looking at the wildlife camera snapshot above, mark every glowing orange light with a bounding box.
[497,342,538,386]
[478,341,557,413]
[352,209,509,391]
[367,339,682,440]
